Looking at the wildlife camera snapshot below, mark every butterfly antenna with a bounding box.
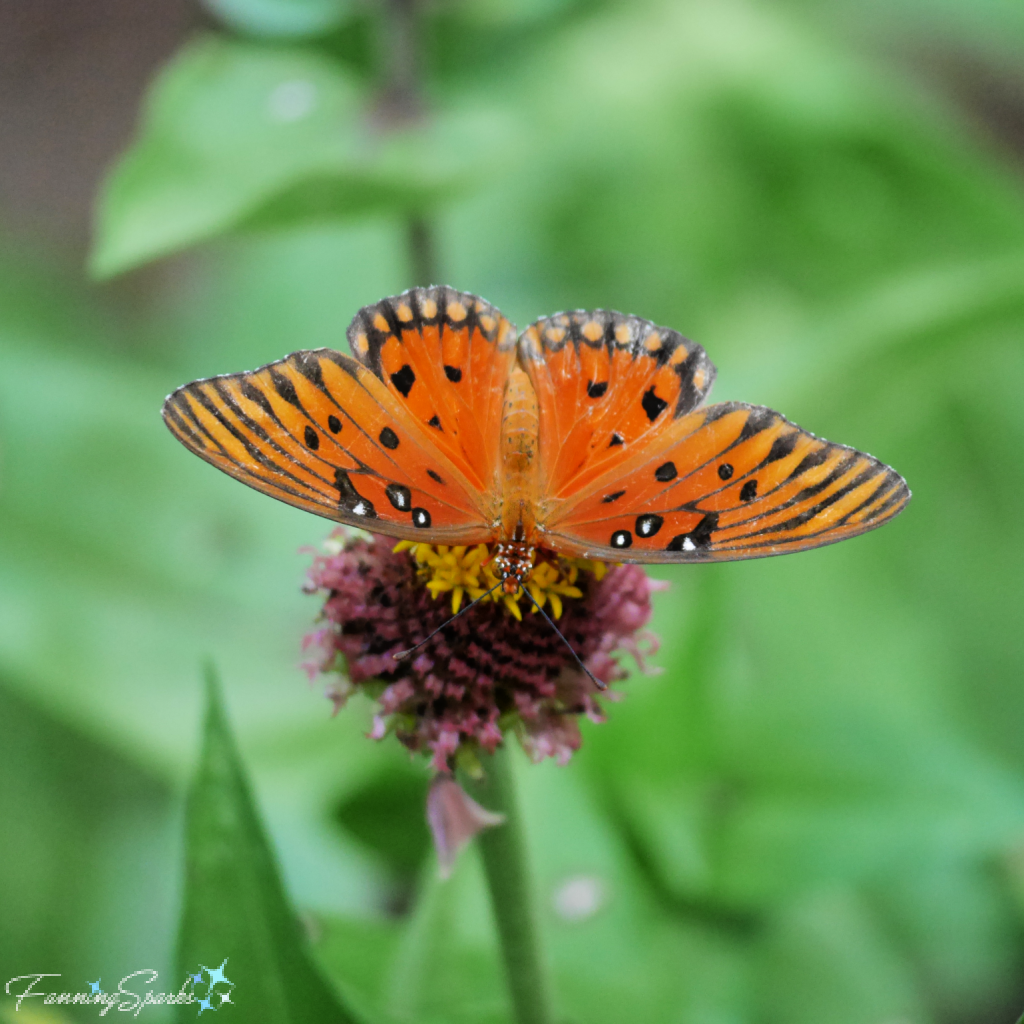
[518,585,607,691]
[392,580,504,662]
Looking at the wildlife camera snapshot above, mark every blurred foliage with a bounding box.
[2,0,1024,1021]
[176,671,366,1023]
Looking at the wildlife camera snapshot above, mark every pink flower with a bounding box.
[303,531,665,772]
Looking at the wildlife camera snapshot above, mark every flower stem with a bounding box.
[461,746,556,1024]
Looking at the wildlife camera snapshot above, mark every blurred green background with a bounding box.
[2,0,1024,1021]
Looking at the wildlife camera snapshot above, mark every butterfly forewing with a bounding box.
[347,286,517,496]
[519,309,716,501]
[162,348,496,543]
[541,402,910,562]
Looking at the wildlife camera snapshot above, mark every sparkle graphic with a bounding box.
[87,979,102,995]
[201,960,231,989]
[190,971,203,985]
[218,991,234,1007]
[197,996,214,1014]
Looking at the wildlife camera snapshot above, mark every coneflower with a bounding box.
[303,530,665,773]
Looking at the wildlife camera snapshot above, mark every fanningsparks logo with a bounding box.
[5,960,234,1017]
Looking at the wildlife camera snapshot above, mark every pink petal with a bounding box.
[426,775,505,879]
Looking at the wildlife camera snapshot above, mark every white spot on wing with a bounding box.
[683,537,696,551]
[352,502,367,516]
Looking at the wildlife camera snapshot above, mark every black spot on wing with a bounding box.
[740,480,758,502]
[304,425,319,450]
[666,512,718,553]
[427,469,444,484]
[335,469,376,519]
[328,415,341,433]
[386,483,412,511]
[655,461,677,482]
[428,414,442,429]
[390,364,416,397]
[718,463,733,480]
[611,529,632,548]
[379,426,399,449]
[636,514,663,538]
[602,490,626,503]
[587,380,608,399]
[641,387,668,422]
[412,507,432,528]
[609,432,624,447]
[444,365,462,382]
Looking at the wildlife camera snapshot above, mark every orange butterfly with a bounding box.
[163,286,909,593]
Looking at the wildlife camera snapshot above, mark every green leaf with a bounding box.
[203,0,352,39]
[91,36,494,278]
[175,666,367,1023]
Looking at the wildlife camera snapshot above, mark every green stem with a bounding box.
[461,746,556,1024]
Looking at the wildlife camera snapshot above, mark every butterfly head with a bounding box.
[491,542,536,596]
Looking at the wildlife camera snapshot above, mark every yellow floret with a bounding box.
[393,541,602,618]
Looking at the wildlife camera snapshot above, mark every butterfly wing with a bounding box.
[520,308,717,503]
[347,286,518,496]
[521,311,909,562]
[162,346,501,544]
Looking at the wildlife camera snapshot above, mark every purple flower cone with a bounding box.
[303,531,665,771]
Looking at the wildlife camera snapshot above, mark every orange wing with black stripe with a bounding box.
[161,287,518,542]
[524,310,909,562]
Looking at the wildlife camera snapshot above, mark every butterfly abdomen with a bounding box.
[499,367,541,543]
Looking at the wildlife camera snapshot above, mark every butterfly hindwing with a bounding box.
[519,308,716,500]
[347,286,517,496]
[162,348,495,543]
[541,402,910,562]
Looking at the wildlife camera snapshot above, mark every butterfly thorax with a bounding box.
[498,366,541,550]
